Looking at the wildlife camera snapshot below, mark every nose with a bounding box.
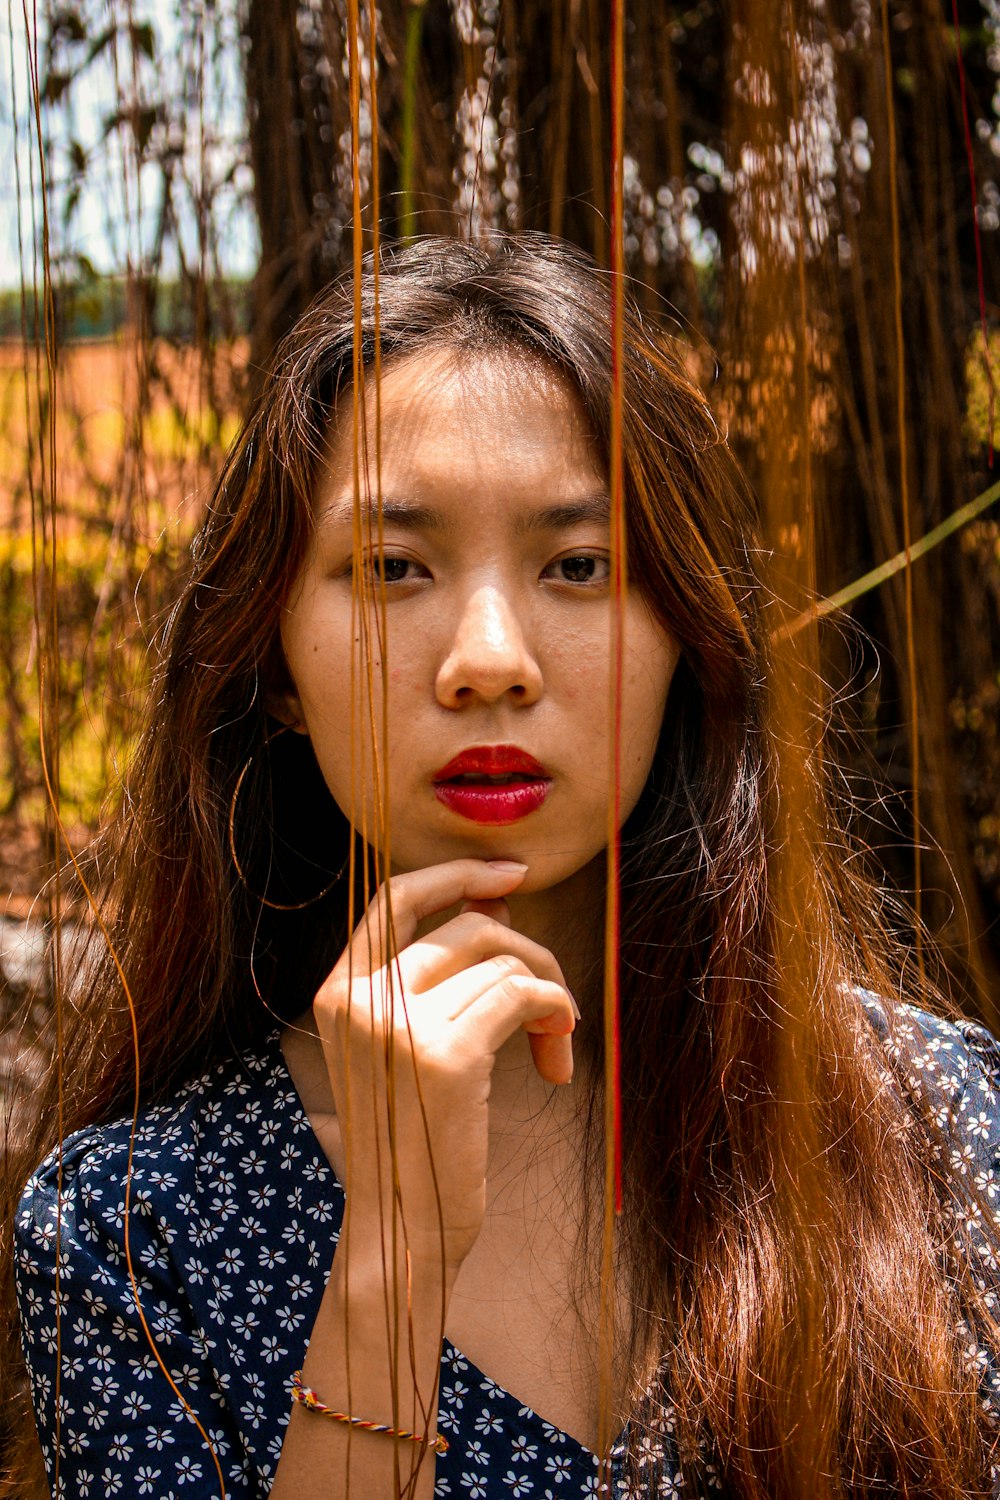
[435,585,543,709]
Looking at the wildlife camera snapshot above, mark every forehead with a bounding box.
[318,345,603,504]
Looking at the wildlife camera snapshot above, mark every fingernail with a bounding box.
[569,993,582,1021]
[487,860,528,871]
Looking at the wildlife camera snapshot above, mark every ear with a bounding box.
[265,687,310,734]
[264,644,310,734]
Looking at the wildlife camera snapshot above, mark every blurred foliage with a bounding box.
[966,330,1000,452]
[0,279,253,342]
[0,526,140,826]
[0,332,243,905]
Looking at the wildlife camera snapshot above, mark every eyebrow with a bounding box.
[317,492,611,533]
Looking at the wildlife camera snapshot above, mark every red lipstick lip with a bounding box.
[432,745,552,825]
[432,745,550,781]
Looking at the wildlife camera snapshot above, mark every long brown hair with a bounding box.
[3,234,998,1497]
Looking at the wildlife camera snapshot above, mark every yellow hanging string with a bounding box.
[20,4,65,1487]
[598,0,627,1477]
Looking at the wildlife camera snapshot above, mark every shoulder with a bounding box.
[13,1037,317,1499]
[14,1032,315,1276]
[15,1035,341,1497]
[857,989,1000,1100]
[856,989,1000,1185]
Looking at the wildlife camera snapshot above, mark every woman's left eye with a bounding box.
[544,554,610,585]
[362,554,424,584]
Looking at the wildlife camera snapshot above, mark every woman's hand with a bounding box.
[314,858,578,1276]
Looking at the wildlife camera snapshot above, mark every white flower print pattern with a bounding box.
[14,1000,1000,1496]
[15,1034,606,1496]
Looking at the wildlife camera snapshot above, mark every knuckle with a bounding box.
[461,911,504,943]
[372,872,406,916]
[455,910,487,939]
[372,878,393,914]
[492,953,529,981]
[496,974,527,1006]
[315,973,346,1014]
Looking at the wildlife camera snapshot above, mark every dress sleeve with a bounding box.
[14,1129,258,1500]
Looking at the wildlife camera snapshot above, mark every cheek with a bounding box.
[619,635,679,776]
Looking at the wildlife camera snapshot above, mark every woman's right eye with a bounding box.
[360,553,427,585]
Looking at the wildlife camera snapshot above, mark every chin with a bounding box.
[508,848,606,894]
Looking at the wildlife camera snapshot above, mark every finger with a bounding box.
[423,953,570,1023]
[450,970,576,1059]
[394,912,570,998]
[458,897,510,925]
[342,861,528,976]
[322,962,573,1080]
[322,955,543,1041]
[528,1031,575,1086]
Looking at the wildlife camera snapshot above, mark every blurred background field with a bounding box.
[3,0,1000,1134]
[0,331,245,907]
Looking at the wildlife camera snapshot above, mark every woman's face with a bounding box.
[274,346,680,896]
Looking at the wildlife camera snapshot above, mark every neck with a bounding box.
[468,855,606,1134]
[505,854,607,1009]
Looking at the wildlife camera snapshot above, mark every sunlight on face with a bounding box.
[274,346,680,895]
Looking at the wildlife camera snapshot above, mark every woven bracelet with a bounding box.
[290,1370,449,1456]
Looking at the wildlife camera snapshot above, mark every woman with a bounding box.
[6,234,1000,1499]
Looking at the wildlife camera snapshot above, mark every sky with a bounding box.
[0,0,259,291]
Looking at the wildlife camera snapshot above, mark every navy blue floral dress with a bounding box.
[14,997,1000,1498]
